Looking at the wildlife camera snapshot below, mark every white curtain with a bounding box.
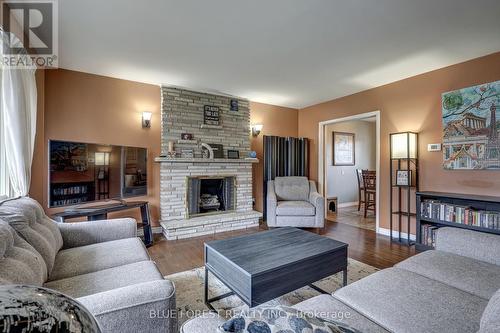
[0,30,37,197]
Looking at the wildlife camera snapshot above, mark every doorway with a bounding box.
[318,111,380,233]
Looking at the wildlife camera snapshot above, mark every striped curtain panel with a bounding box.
[263,136,309,217]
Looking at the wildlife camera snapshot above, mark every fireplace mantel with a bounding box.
[155,157,259,164]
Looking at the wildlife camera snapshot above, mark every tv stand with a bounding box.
[53,200,153,247]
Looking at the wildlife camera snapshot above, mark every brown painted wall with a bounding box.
[31,69,162,225]
[298,52,500,234]
[250,102,299,212]
[30,70,46,204]
[30,69,299,224]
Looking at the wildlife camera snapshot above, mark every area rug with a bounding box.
[166,258,378,326]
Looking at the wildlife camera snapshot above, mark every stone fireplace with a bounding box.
[156,86,262,240]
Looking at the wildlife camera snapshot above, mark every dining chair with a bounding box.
[356,169,366,211]
[362,170,376,218]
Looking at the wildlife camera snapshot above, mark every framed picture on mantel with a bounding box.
[333,132,355,166]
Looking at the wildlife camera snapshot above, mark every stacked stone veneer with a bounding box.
[160,161,253,221]
[159,160,261,240]
[161,86,251,157]
[158,87,261,240]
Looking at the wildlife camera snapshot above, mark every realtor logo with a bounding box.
[1,0,58,68]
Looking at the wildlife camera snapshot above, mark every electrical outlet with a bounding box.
[428,143,442,152]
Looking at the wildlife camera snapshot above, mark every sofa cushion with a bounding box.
[44,260,164,298]
[49,237,150,281]
[77,279,177,333]
[436,227,500,266]
[334,267,487,333]
[274,177,310,201]
[396,250,500,300]
[276,215,316,227]
[0,197,63,273]
[480,289,500,333]
[0,221,47,285]
[293,295,389,333]
[276,201,315,216]
[1,197,63,249]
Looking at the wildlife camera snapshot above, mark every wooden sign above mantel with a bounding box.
[204,105,220,126]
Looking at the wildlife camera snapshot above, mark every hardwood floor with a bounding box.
[148,220,415,276]
[326,205,376,231]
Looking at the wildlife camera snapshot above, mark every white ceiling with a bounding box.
[59,0,500,108]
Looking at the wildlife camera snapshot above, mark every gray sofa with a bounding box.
[182,227,500,333]
[0,197,177,333]
[267,176,325,228]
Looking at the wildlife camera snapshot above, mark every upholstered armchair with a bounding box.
[267,176,325,228]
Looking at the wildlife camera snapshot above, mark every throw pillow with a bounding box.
[219,306,361,333]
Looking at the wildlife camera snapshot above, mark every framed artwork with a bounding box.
[227,150,239,159]
[333,132,355,166]
[230,99,239,112]
[202,143,224,159]
[442,80,500,170]
[396,170,412,186]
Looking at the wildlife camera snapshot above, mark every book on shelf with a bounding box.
[53,184,89,196]
[52,197,88,207]
[420,224,439,247]
[420,200,500,230]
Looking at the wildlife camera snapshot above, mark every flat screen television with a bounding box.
[49,140,148,208]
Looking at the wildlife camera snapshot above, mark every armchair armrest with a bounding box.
[266,180,278,226]
[77,279,177,333]
[309,181,325,228]
[58,218,137,249]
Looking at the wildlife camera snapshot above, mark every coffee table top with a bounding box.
[205,227,347,275]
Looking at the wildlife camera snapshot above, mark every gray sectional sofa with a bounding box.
[182,227,500,333]
[0,197,176,333]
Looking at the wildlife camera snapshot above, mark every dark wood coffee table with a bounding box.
[204,227,348,310]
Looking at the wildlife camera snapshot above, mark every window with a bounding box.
[0,44,11,197]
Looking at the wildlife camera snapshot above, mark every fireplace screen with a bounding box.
[186,176,236,217]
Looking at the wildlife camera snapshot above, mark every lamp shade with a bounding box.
[390,132,418,159]
[142,111,152,128]
[252,124,263,136]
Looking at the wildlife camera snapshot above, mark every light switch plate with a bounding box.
[428,143,442,152]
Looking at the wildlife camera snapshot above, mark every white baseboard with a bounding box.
[377,227,416,241]
[338,201,358,208]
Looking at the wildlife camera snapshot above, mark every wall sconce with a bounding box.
[252,124,263,137]
[390,132,418,159]
[94,152,110,166]
[142,111,152,128]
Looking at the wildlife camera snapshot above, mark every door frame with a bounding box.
[318,110,381,233]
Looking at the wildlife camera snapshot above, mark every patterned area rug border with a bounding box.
[166,258,378,327]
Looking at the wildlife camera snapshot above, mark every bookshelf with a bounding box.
[416,191,500,252]
[390,132,419,246]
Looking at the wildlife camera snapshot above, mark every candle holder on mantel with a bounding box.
[389,132,419,246]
